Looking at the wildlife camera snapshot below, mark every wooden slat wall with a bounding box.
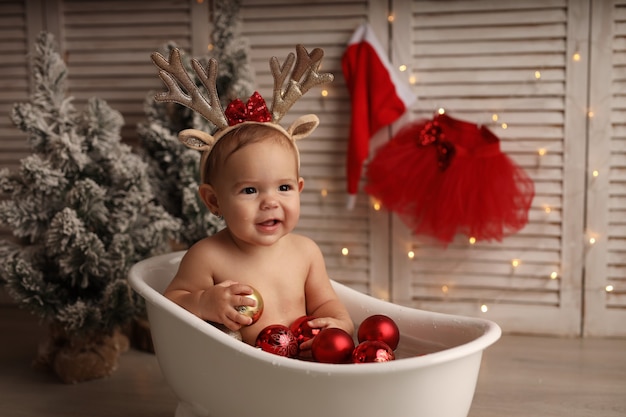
[389,0,587,335]
[0,0,30,243]
[585,0,626,337]
[239,0,374,294]
[0,0,28,301]
[0,0,29,174]
[61,0,200,140]
[607,0,626,319]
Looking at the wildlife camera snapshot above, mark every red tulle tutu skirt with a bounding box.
[365,113,534,245]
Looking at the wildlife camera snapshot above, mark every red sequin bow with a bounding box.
[418,120,456,171]
[225,91,272,126]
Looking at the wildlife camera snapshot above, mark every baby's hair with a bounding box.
[203,123,299,185]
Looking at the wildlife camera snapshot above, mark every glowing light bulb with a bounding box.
[606,284,614,292]
[589,237,596,245]
[320,188,328,197]
[538,148,547,156]
[592,170,599,178]
[387,14,395,22]
[480,304,489,313]
[437,107,445,115]
[409,75,417,84]
[207,43,214,52]
[511,259,521,268]
[407,250,415,259]
[491,113,499,122]
[341,247,349,256]
[550,271,558,280]
[544,205,551,214]
[534,70,541,79]
[501,123,508,129]
[469,237,476,244]
[588,110,595,118]
[572,52,581,61]
[441,285,449,294]
[321,89,329,97]
[373,201,381,211]
[398,64,407,72]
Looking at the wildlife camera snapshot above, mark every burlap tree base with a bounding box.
[34,324,129,384]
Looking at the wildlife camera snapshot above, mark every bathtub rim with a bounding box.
[129,251,502,375]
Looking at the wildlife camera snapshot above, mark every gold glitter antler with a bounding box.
[151,48,229,129]
[270,44,334,123]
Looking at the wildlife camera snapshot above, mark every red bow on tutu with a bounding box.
[418,120,455,171]
[225,91,272,126]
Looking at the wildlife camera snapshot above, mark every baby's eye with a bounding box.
[279,184,292,192]
[242,187,256,195]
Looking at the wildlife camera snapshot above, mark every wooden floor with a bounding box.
[2,306,625,417]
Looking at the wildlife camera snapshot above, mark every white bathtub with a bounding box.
[129,251,501,417]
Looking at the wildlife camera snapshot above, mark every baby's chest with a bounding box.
[235,264,307,328]
[219,259,306,294]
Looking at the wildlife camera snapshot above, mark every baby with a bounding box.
[152,44,354,353]
[164,123,354,349]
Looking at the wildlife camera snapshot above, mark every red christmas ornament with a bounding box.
[289,315,320,345]
[311,328,355,364]
[352,340,395,364]
[357,314,400,350]
[255,325,299,358]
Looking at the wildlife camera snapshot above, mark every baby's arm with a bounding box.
[299,238,354,349]
[164,242,256,331]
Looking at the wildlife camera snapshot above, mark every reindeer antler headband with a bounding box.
[151,45,334,183]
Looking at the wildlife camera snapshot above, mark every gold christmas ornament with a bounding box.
[236,287,264,324]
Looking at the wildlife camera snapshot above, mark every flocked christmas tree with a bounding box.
[138,0,254,247]
[0,32,180,383]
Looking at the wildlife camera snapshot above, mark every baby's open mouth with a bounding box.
[258,219,279,226]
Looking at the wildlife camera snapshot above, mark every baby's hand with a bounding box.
[201,281,256,331]
[298,317,353,352]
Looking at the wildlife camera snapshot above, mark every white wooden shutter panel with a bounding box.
[0,0,28,302]
[584,0,626,337]
[388,0,587,335]
[61,0,207,141]
[240,0,377,294]
[0,0,209,236]
[0,1,31,178]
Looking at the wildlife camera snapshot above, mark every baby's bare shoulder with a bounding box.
[170,233,233,288]
[286,232,314,246]
[180,232,229,267]
[284,233,322,257]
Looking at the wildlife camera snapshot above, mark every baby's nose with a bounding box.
[260,193,279,209]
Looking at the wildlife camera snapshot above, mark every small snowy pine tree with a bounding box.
[0,32,180,382]
[138,70,221,246]
[138,0,254,247]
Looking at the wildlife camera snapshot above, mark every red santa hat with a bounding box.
[342,23,416,209]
